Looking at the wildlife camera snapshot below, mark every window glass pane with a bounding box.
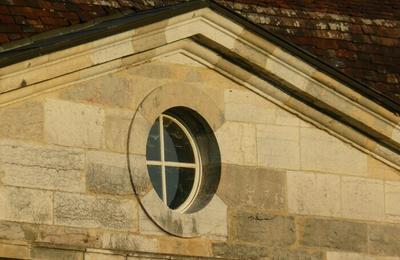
[165,167,195,209]
[146,118,161,161]
[147,165,163,201]
[163,117,194,163]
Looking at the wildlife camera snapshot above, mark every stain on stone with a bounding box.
[20,79,27,88]
[248,214,277,222]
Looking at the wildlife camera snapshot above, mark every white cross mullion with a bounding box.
[160,115,167,205]
[147,161,196,168]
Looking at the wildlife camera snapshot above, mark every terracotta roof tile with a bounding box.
[0,0,399,104]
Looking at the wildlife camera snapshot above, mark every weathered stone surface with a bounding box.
[212,243,268,259]
[216,122,257,166]
[369,224,400,256]
[87,163,133,195]
[0,139,85,170]
[300,218,367,252]
[269,248,324,260]
[35,225,101,248]
[90,40,133,64]
[287,171,341,217]
[300,127,368,175]
[86,150,126,168]
[85,252,125,260]
[104,108,133,153]
[0,102,43,141]
[327,251,400,260]
[0,186,52,224]
[125,63,172,79]
[54,192,137,230]
[218,164,286,211]
[1,163,85,192]
[367,157,400,182]
[61,74,134,108]
[232,211,296,246]
[44,99,105,148]
[0,221,25,240]
[157,237,212,257]
[342,176,384,221]
[385,181,400,221]
[158,53,206,68]
[0,243,30,259]
[32,247,83,260]
[138,207,166,236]
[224,89,300,126]
[99,231,158,252]
[257,124,300,170]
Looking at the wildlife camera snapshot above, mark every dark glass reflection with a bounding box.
[165,167,195,209]
[147,165,163,200]
[163,117,194,163]
[146,118,161,161]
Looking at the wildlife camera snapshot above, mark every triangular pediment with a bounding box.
[0,3,399,169]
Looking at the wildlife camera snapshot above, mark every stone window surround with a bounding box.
[128,82,227,238]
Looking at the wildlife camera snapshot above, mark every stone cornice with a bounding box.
[0,8,399,168]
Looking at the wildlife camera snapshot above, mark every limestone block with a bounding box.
[214,243,324,259]
[85,252,125,260]
[212,243,269,259]
[369,224,400,256]
[257,124,300,170]
[54,192,137,230]
[327,251,400,260]
[99,231,158,252]
[300,218,367,252]
[157,237,212,257]
[232,211,296,246]
[268,248,324,260]
[104,108,133,153]
[122,75,173,111]
[218,164,286,211]
[138,207,166,236]
[87,163,133,195]
[0,243,30,259]
[125,63,172,79]
[86,150,127,168]
[44,99,105,148]
[368,157,400,182]
[60,74,135,109]
[224,89,299,126]
[287,171,341,217]
[0,139,85,170]
[341,176,384,221]
[0,221,25,240]
[0,186,52,224]
[157,53,206,67]
[0,163,85,192]
[90,40,133,65]
[224,89,275,124]
[265,57,310,91]
[32,247,83,260]
[0,101,43,141]
[385,181,400,221]
[300,127,368,175]
[215,122,257,166]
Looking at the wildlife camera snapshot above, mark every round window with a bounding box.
[128,84,226,237]
[146,113,201,212]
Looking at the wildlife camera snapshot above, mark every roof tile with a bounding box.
[0,0,399,105]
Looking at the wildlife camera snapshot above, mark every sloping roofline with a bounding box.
[0,0,399,114]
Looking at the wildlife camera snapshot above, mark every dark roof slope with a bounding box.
[0,0,399,106]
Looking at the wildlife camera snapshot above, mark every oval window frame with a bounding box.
[128,83,227,237]
[146,113,202,213]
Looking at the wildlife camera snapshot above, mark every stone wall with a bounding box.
[0,56,399,259]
